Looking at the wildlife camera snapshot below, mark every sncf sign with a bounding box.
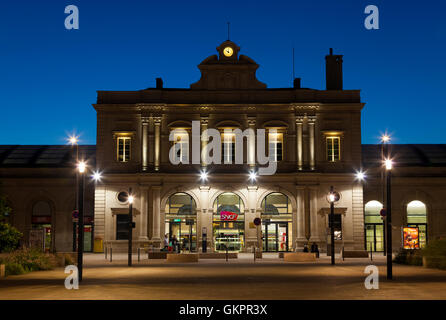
[220,211,238,221]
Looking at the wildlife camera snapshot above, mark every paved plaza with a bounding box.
[1,253,446,300]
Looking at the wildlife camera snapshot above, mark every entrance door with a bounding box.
[365,224,384,252]
[262,222,289,252]
[169,220,196,252]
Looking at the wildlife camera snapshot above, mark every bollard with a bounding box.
[105,246,108,260]
[110,247,113,262]
[370,242,373,261]
[138,247,140,262]
[254,246,256,262]
[226,245,228,262]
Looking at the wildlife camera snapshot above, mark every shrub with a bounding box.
[393,249,422,266]
[5,262,26,276]
[0,222,23,253]
[5,247,54,271]
[422,239,446,270]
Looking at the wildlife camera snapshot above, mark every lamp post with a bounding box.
[77,161,86,282]
[327,186,340,265]
[385,154,393,280]
[69,135,79,252]
[381,134,390,256]
[128,188,134,267]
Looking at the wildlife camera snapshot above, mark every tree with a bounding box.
[0,195,22,252]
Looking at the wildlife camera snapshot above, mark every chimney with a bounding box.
[156,77,163,89]
[325,48,343,90]
[293,78,301,89]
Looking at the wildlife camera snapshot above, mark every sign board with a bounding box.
[380,208,386,217]
[220,211,238,221]
[403,227,419,249]
[253,217,261,226]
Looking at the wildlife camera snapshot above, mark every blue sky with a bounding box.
[0,0,445,145]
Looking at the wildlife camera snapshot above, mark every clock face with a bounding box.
[223,46,234,57]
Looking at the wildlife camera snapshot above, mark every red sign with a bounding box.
[220,211,238,221]
[403,227,419,249]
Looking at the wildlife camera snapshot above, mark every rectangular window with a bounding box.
[116,214,129,240]
[221,132,236,163]
[117,137,131,162]
[268,132,283,161]
[172,131,189,163]
[326,136,340,162]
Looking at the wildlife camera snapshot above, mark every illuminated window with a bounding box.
[407,200,428,248]
[326,136,340,162]
[171,130,189,163]
[268,131,283,161]
[221,131,236,163]
[117,137,131,162]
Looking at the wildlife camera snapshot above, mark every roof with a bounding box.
[0,145,96,168]
[362,144,446,167]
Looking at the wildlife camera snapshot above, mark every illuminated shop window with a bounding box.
[261,193,292,252]
[326,136,341,162]
[407,200,428,248]
[268,131,283,162]
[117,137,131,162]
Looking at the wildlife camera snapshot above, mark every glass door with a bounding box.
[266,223,277,251]
[365,224,384,252]
[278,223,288,252]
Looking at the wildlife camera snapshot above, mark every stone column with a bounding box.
[296,116,304,170]
[151,186,161,246]
[309,186,320,242]
[200,117,208,167]
[296,186,306,248]
[154,117,162,171]
[139,186,149,240]
[141,117,149,171]
[247,117,256,167]
[308,116,316,171]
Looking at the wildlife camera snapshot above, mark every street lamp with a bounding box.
[200,170,208,182]
[69,135,80,252]
[384,156,393,280]
[355,170,366,182]
[128,188,134,267]
[76,160,86,281]
[327,186,340,265]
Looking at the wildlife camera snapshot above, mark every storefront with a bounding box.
[364,201,384,252]
[261,193,292,252]
[31,201,52,252]
[165,193,197,252]
[213,193,245,252]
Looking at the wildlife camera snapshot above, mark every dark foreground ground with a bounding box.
[1,253,446,300]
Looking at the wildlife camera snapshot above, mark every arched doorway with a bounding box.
[407,200,427,248]
[213,192,245,252]
[164,193,197,252]
[31,201,52,252]
[364,200,384,252]
[261,193,292,252]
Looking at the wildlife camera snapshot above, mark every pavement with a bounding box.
[1,252,446,300]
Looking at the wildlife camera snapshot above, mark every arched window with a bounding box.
[164,193,197,252]
[166,193,196,216]
[407,200,427,248]
[261,193,291,215]
[260,193,292,252]
[213,193,245,252]
[364,201,384,252]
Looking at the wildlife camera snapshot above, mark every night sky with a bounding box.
[1,0,445,145]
